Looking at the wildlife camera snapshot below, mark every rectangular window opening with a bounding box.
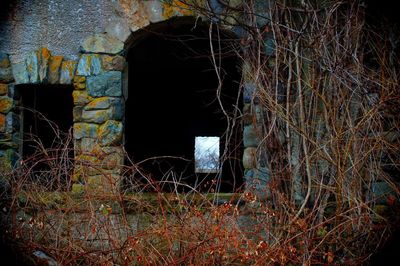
[195,136,220,173]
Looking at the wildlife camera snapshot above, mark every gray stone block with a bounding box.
[12,61,29,84]
[76,54,102,76]
[73,123,99,140]
[81,33,124,54]
[98,120,123,146]
[26,51,39,83]
[87,71,122,97]
[243,125,260,147]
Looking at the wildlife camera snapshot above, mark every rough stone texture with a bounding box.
[243,104,264,125]
[0,97,13,114]
[243,125,260,147]
[26,51,39,83]
[5,112,19,134]
[73,123,98,140]
[73,106,83,122]
[0,67,13,83]
[79,137,97,154]
[243,81,257,103]
[144,0,164,23]
[0,53,11,68]
[87,71,122,97]
[11,61,29,84]
[85,97,114,110]
[72,90,93,106]
[243,147,257,169]
[73,76,86,90]
[0,53,13,83]
[0,0,118,62]
[81,33,124,54]
[48,55,63,84]
[0,113,5,132]
[60,60,77,84]
[98,120,122,146]
[38,47,51,83]
[116,0,150,32]
[264,32,275,56]
[105,19,131,43]
[254,1,272,27]
[85,97,123,114]
[0,84,8,95]
[76,54,102,76]
[82,109,115,124]
[245,167,270,199]
[6,84,17,99]
[101,55,125,72]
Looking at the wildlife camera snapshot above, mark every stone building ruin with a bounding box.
[0,0,266,194]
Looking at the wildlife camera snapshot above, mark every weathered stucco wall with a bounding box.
[0,0,118,62]
[0,0,184,63]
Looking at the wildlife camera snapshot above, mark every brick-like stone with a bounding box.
[87,71,122,97]
[26,51,40,83]
[79,137,97,153]
[85,97,113,110]
[81,105,122,123]
[73,106,83,122]
[243,125,260,147]
[76,54,102,76]
[5,112,19,134]
[101,55,125,71]
[0,84,8,95]
[144,0,164,23]
[38,47,51,83]
[81,33,124,54]
[82,109,113,124]
[0,53,11,68]
[0,53,13,83]
[0,113,5,132]
[102,152,124,170]
[72,90,93,106]
[0,97,13,114]
[12,61,29,84]
[0,67,13,83]
[243,147,257,169]
[60,60,77,84]
[98,120,122,146]
[73,75,86,90]
[105,19,131,42]
[48,55,63,84]
[73,123,98,139]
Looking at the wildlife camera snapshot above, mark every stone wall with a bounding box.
[0,0,244,193]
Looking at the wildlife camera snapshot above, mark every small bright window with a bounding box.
[195,136,220,173]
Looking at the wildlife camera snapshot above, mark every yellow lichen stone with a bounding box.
[0,113,5,132]
[0,84,8,95]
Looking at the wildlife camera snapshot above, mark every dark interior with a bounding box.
[125,20,243,192]
[19,84,73,167]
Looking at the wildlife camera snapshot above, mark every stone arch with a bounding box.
[122,16,244,192]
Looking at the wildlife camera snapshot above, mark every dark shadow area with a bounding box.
[125,18,243,192]
[18,84,73,187]
[364,1,400,264]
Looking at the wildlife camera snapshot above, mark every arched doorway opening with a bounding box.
[124,18,243,192]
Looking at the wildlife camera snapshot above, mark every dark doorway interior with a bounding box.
[18,85,73,188]
[125,20,243,192]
